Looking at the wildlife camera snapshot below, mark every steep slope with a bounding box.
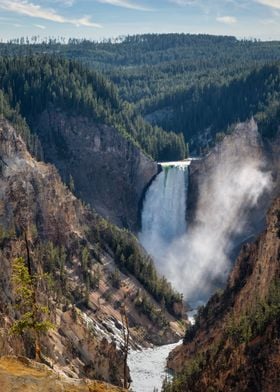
[0,56,186,229]
[0,55,186,163]
[145,64,280,153]
[0,356,124,392]
[33,110,158,230]
[0,118,184,387]
[166,197,280,391]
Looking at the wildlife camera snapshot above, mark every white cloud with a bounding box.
[34,23,46,29]
[97,0,152,11]
[216,15,237,24]
[0,0,101,27]
[169,0,210,15]
[170,0,198,5]
[256,0,280,9]
[58,0,75,5]
[50,0,75,6]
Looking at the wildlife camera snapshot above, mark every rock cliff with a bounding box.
[167,197,280,391]
[32,110,158,231]
[0,119,183,387]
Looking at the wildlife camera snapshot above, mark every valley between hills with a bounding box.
[0,34,279,391]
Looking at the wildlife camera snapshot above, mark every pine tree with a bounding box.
[11,257,54,361]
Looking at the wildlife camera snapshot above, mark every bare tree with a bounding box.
[120,304,130,389]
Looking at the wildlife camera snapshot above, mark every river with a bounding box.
[128,341,182,392]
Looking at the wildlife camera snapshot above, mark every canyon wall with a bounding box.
[167,196,280,391]
[0,119,183,387]
[33,110,158,231]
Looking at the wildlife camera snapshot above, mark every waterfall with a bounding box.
[139,162,189,267]
[139,150,271,307]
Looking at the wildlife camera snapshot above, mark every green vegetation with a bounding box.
[0,224,16,242]
[88,217,183,318]
[164,279,280,391]
[276,210,280,238]
[0,55,186,161]
[111,269,121,289]
[42,216,183,318]
[135,290,168,327]
[3,34,280,106]
[0,94,184,320]
[146,64,280,151]
[183,304,209,344]
[11,257,54,360]
[225,280,280,344]
[2,215,183,321]
[162,352,207,392]
[0,90,42,159]
[2,34,280,154]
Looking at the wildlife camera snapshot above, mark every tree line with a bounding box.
[0,55,186,161]
[1,33,280,155]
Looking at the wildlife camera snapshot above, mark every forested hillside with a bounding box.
[0,91,183,317]
[145,63,280,152]
[1,34,280,154]
[3,34,280,107]
[0,55,186,161]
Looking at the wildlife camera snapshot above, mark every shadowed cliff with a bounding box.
[166,196,280,391]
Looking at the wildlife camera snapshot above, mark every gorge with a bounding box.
[0,35,280,392]
[128,120,276,392]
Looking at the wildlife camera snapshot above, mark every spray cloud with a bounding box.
[140,121,272,306]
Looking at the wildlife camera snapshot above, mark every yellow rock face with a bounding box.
[0,356,125,392]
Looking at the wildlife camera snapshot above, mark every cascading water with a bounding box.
[139,162,189,268]
[130,128,272,392]
[130,162,189,392]
[139,147,271,307]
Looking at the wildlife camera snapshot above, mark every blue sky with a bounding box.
[0,0,280,41]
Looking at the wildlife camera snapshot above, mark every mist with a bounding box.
[140,124,272,307]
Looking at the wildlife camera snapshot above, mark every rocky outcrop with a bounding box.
[0,356,125,392]
[167,197,280,391]
[0,119,184,387]
[33,110,158,231]
[0,118,125,385]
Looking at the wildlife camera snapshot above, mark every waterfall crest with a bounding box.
[139,162,189,266]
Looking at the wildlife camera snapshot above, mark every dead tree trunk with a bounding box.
[121,305,130,389]
[24,230,41,362]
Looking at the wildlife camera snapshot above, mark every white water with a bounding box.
[135,150,270,390]
[139,162,189,266]
[131,164,188,392]
[139,149,271,306]
[128,341,181,392]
